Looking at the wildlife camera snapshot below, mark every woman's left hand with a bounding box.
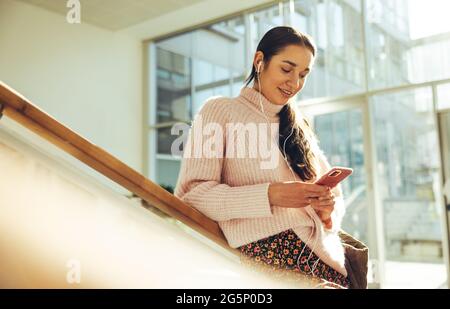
[309,187,335,229]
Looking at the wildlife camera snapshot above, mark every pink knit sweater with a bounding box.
[174,87,347,276]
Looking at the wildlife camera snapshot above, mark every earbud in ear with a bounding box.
[257,62,262,73]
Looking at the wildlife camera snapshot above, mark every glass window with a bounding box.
[366,0,450,90]
[370,87,446,287]
[193,59,214,86]
[293,0,365,99]
[232,78,244,97]
[437,83,450,111]
[148,0,450,288]
[156,158,181,192]
[193,88,214,116]
[250,4,284,52]
[407,38,450,85]
[190,17,245,118]
[292,5,308,34]
[155,47,191,123]
[314,108,368,245]
[157,126,185,155]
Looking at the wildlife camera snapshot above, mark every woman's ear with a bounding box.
[253,51,264,72]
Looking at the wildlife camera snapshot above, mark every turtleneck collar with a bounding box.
[239,87,285,119]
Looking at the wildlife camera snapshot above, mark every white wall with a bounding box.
[0,0,274,193]
[0,0,143,185]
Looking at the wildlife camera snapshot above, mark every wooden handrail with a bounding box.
[0,81,236,255]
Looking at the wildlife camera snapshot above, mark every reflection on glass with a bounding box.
[156,48,191,123]
[193,88,214,116]
[407,38,450,85]
[232,78,244,97]
[365,0,410,90]
[366,0,450,90]
[370,88,444,266]
[157,126,185,155]
[314,109,368,245]
[155,16,246,125]
[156,159,181,191]
[293,0,365,98]
[193,59,214,86]
[250,4,283,51]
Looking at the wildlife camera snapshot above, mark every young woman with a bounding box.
[175,26,350,288]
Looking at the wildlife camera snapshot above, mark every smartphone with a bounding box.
[315,167,353,188]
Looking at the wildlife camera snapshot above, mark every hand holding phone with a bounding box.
[312,167,353,230]
[315,167,353,189]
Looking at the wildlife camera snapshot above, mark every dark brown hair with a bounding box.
[244,26,318,181]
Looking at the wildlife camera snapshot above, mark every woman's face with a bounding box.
[254,44,314,105]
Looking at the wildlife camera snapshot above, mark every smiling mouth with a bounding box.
[278,88,293,98]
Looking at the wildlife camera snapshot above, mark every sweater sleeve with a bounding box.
[174,98,273,222]
[315,146,346,233]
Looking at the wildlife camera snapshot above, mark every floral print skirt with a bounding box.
[239,229,350,289]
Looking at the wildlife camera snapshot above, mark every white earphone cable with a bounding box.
[256,63,321,276]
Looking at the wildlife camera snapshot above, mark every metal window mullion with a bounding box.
[432,84,450,287]
[148,42,158,182]
[244,12,253,73]
[362,92,384,288]
[362,0,386,288]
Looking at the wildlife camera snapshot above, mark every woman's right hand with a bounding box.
[268,181,330,208]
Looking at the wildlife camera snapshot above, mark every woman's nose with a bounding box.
[286,76,301,89]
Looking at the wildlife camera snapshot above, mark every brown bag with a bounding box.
[339,230,369,289]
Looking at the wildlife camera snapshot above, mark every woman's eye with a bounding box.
[282,68,290,73]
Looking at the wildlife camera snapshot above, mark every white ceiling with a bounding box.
[15,0,206,30]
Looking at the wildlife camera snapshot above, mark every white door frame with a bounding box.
[436,107,450,287]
